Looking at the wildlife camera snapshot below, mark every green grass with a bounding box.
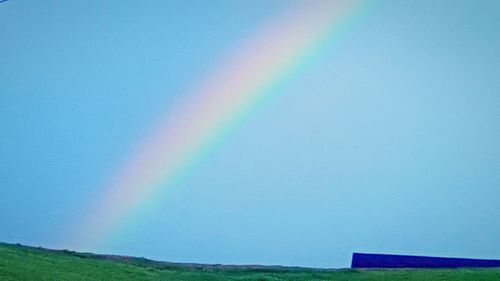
[1,242,499,281]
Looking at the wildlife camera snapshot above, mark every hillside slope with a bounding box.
[1,242,499,281]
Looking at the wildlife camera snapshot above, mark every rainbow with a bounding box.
[72,0,372,249]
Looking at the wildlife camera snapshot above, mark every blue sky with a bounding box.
[1,0,499,267]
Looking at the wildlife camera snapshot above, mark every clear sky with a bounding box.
[1,0,499,268]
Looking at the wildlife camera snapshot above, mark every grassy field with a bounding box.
[1,242,499,281]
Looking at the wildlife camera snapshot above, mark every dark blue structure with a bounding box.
[351,253,500,268]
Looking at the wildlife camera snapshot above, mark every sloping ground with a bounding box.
[0,243,499,281]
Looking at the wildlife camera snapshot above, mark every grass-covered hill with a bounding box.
[1,242,499,281]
